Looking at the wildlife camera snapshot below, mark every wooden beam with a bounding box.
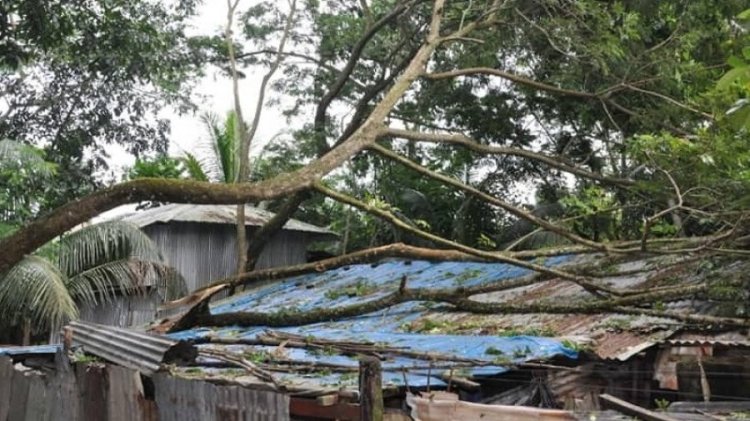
[289,397,360,420]
[600,394,679,421]
[359,356,384,421]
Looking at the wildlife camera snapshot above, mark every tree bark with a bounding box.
[245,191,310,271]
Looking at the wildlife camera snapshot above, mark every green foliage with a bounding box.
[561,187,621,242]
[714,9,750,130]
[496,326,557,337]
[1,0,204,209]
[485,346,505,356]
[654,398,671,412]
[324,279,376,300]
[0,140,57,224]
[0,221,186,337]
[128,156,187,180]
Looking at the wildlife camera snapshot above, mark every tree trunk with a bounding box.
[22,318,31,346]
[245,191,309,271]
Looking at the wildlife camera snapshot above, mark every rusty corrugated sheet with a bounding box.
[69,321,197,375]
[153,373,290,421]
[665,331,750,347]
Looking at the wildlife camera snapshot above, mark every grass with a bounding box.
[324,279,377,300]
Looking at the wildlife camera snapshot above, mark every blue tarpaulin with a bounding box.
[0,344,60,356]
[171,259,578,387]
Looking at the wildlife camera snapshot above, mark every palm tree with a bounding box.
[0,220,186,344]
[1,139,185,344]
[181,111,242,183]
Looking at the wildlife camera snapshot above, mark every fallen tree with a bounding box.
[4,1,750,336]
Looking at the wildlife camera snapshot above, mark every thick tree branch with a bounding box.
[313,1,414,145]
[382,127,635,187]
[186,275,743,330]
[0,0,449,276]
[312,182,620,297]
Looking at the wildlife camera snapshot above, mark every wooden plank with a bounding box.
[290,397,361,420]
[600,394,679,421]
[316,394,340,406]
[406,393,576,421]
[359,356,384,421]
[667,401,750,414]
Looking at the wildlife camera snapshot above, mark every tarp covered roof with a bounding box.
[121,204,336,237]
[169,258,580,389]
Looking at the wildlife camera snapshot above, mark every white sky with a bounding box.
[102,0,292,220]
[109,0,292,176]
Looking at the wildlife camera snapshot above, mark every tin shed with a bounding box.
[121,204,337,293]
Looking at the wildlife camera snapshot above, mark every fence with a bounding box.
[0,354,289,421]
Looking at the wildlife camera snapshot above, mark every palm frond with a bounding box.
[182,153,210,182]
[196,111,235,183]
[67,259,187,305]
[218,110,240,183]
[0,139,56,175]
[0,256,77,329]
[58,221,162,277]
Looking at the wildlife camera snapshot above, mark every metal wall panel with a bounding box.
[153,373,290,421]
[145,222,313,294]
[0,359,159,421]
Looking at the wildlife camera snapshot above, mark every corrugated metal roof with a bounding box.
[170,258,580,389]
[153,373,290,421]
[69,321,197,375]
[171,254,747,372]
[121,204,336,236]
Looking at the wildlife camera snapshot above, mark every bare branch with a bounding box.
[312,182,619,297]
[623,84,714,120]
[383,127,635,186]
[425,67,597,98]
[370,143,610,251]
[233,50,366,89]
[641,169,683,251]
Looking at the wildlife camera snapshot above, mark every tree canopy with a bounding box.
[2,0,750,333]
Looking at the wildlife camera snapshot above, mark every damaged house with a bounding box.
[1,248,749,420]
[121,203,338,293]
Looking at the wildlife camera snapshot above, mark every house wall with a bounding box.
[143,222,313,293]
[50,292,161,342]
[77,293,160,328]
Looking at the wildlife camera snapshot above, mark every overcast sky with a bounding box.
[109,1,291,175]
[101,0,292,220]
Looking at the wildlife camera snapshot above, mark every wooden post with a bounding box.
[359,356,384,421]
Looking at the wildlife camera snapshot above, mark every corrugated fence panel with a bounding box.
[7,363,31,421]
[0,357,12,421]
[153,373,290,421]
[107,365,158,421]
